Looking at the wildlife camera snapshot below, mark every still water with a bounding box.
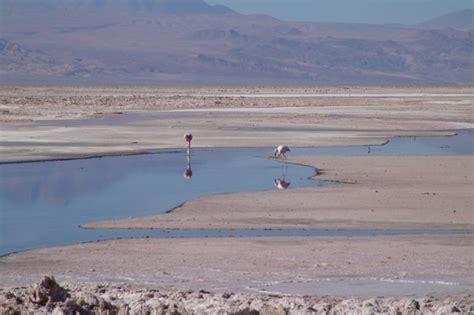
[0,148,325,255]
[0,130,473,256]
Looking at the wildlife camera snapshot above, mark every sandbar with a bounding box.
[84,155,474,230]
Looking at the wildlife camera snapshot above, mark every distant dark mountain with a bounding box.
[0,0,236,15]
[418,9,473,30]
[0,2,472,85]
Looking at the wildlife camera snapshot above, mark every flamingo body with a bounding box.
[184,133,193,143]
[274,145,291,159]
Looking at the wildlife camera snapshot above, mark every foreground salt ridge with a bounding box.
[1,276,472,314]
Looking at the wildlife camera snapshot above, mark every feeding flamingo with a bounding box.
[274,145,291,159]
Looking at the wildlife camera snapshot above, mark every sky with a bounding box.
[207,0,473,24]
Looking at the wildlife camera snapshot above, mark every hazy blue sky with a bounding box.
[207,0,473,24]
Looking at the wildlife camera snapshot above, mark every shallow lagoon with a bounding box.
[0,130,473,256]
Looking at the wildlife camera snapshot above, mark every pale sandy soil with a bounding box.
[85,155,474,230]
[1,86,473,162]
[1,235,473,297]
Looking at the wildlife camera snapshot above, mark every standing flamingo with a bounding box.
[274,145,291,159]
[184,133,193,152]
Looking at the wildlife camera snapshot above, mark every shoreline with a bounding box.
[0,127,463,165]
[83,155,474,231]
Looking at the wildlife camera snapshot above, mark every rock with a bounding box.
[404,299,420,313]
[232,307,260,315]
[260,305,288,315]
[451,305,461,313]
[52,300,86,315]
[29,276,70,306]
[99,299,118,314]
[390,306,402,315]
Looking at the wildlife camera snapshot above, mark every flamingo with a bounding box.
[274,145,291,159]
[184,133,193,151]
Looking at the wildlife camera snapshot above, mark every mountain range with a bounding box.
[0,0,472,85]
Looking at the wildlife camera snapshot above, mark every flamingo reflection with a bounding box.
[274,178,290,189]
[274,164,290,189]
[183,133,193,179]
[183,153,192,179]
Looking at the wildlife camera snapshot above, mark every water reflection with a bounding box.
[183,149,193,179]
[274,178,291,189]
[274,164,290,189]
[0,158,139,207]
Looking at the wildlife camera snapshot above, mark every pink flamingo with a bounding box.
[274,145,291,159]
[184,133,193,151]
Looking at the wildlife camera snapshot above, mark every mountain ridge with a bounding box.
[1,2,472,85]
[418,9,473,30]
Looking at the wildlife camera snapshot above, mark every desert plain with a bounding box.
[0,86,473,314]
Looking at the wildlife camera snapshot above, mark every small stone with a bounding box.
[405,299,420,311]
[451,305,461,313]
